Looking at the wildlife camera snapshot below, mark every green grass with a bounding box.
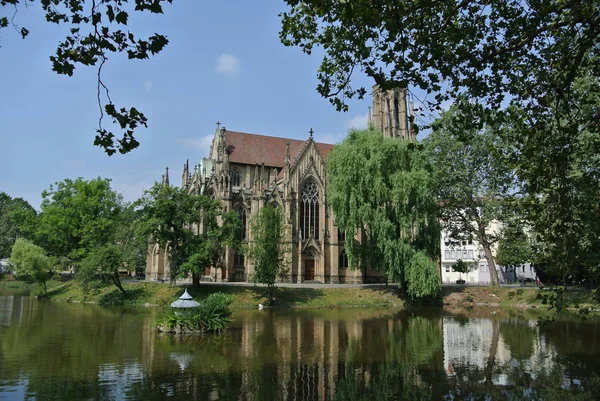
[43,280,403,308]
[0,274,63,293]
[441,285,599,311]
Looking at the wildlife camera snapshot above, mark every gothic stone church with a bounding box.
[146,86,415,284]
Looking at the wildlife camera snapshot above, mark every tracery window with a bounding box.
[339,249,349,269]
[233,251,244,267]
[300,179,319,240]
[236,205,247,240]
[232,169,241,187]
[338,228,346,242]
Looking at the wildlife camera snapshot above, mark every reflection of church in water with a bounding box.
[146,86,415,283]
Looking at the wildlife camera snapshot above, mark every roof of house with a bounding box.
[224,131,335,168]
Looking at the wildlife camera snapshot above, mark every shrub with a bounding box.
[157,292,234,334]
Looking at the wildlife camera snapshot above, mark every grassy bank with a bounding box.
[3,275,598,313]
[0,274,63,293]
[43,280,403,309]
[441,285,599,312]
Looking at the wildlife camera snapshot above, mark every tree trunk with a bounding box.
[484,245,500,286]
[192,273,200,286]
[39,281,47,296]
[112,274,126,295]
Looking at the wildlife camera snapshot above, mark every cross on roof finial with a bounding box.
[216,121,221,129]
[309,128,314,138]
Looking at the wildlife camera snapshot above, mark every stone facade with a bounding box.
[147,86,414,284]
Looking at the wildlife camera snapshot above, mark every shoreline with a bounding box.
[1,276,598,314]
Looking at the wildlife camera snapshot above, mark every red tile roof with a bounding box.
[224,130,334,168]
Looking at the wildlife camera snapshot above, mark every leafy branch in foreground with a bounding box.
[1,0,173,155]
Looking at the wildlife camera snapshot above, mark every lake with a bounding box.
[0,292,599,400]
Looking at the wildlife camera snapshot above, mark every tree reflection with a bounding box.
[1,297,600,400]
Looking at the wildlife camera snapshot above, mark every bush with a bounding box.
[157,292,234,334]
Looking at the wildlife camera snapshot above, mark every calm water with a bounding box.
[0,293,599,400]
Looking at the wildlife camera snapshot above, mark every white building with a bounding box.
[0,259,10,274]
[440,222,537,284]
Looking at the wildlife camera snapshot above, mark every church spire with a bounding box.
[162,166,170,186]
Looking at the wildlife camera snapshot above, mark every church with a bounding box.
[146,86,415,284]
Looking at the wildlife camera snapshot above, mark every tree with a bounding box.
[35,177,122,264]
[327,129,440,299]
[178,208,241,286]
[452,259,472,283]
[79,243,127,294]
[1,0,173,155]
[279,0,599,123]
[78,204,146,294]
[497,225,534,282]
[9,238,53,295]
[136,183,223,284]
[501,74,600,288]
[246,204,288,304]
[425,104,516,286]
[0,193,37,258]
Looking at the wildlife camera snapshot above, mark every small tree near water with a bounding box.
[246,204,289,304]
[9,238,53,295]
[452,259,473,283]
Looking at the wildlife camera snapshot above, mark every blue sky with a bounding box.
[0,1,417,209]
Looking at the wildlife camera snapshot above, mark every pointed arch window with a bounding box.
[232,169,241,187]
[339,249,349,269]
[300,179,319,240]
[236,205,247,240]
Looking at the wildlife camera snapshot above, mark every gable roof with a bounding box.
[223,131,334,168]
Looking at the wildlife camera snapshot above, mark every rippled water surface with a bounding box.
[0,292,599,400]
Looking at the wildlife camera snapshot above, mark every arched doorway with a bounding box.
[303,248,317,281]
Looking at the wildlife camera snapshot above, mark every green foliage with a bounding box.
[425,104,516,285]
[1,0,173,155]
[452,260,474,283]
[9,238,53,295]
[0,193,37,259]
[246,204,288,304]
[497,225,534,278]
[404,251,441,300]
[79,243,127,294]
[136,183,209,282]
[327,129,440,299]
[180,207,241,282]
[279,0,598,123]
[137,183,240,283]
[502,75,600,289]
[157,292,234,334]
[34,178,145,294]
[35,177,122,262]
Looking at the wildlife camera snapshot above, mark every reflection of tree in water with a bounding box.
[3,301,600,400]
[333,314,444,400]
[499,320,536,361]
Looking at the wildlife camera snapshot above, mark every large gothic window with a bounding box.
[236,205,247,240]
[300,179,319,240]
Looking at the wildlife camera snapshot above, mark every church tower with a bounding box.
[370,85,414,141]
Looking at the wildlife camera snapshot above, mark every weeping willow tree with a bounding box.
[327,129,441,299]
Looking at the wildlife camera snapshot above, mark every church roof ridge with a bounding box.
[224,129,334,146]
[222,130,334,169]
